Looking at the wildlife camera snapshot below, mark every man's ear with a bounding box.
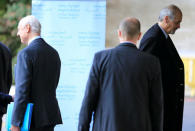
[117,29,122,38]
[164,16,170,24]
[25,24,31,33]
[137,32,142,41]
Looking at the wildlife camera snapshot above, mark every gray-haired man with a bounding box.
[11,15,62,131]
[140,4,184,131]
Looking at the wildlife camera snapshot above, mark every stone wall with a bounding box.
[106,0,195,55]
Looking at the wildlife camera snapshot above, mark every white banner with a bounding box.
[32,0,106,130]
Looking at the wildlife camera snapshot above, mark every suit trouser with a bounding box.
[0,114,3,130]
[30,125,54,131]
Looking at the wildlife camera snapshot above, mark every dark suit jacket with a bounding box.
[11,38,62,128]
[79,42,163,131]
[139,23,184,131]
[0,42,12,114]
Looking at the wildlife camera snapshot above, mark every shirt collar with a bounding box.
[119,41,137,48]
[120,41,136,45]
[158,24,168,39]
[28,36,41,45]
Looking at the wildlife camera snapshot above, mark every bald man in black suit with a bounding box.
[79,17,163,131]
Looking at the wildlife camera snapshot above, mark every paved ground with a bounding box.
[1,96,195,131]
[183,97,195,131]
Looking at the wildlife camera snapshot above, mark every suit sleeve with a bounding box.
[0,92,13,106]
[11,51,32,127]
[7,50,12,93]
[78,54,100,131]
[149,58,163,131]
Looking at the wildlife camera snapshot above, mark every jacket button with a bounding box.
[180,99,183,102]
[179,67,183,70]
[180,83,184,86]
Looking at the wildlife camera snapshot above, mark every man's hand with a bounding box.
[11,95,15,101]
[10,125,20,131]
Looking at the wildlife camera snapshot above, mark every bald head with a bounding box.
[118,17,141,43]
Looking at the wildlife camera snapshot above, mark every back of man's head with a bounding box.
[158,4,182,22]
[119,17,141,41]
[19,15,41,34]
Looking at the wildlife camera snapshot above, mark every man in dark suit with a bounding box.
[78,17,163,131]
[139,4,184,131]
[0,42,12,128]
[11,15,62,131]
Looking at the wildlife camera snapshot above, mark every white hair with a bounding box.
[158,4,182,22]
[158,8,174,22]
[19,15,41,34]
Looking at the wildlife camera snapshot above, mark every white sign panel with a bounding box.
[32,0,106,130]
